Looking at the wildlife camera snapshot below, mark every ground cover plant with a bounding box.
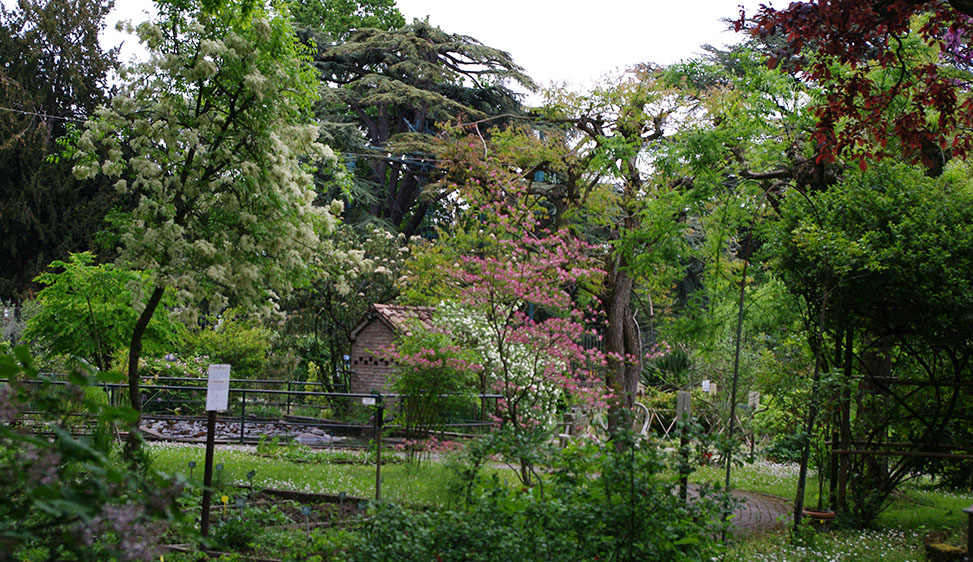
[151,431,735,562]
[254,435,402,466]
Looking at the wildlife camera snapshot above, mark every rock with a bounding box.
[295,432,343,446]
[924,543,965,562]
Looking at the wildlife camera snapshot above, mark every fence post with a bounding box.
[374,392,383,501]
[677,390,692,502]
[286,381,291,416]
[239,390,246,444]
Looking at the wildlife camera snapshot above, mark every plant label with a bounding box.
[361,396,376,406]
[206,364,231,411]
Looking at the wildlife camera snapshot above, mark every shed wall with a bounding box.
[349,321,396,394]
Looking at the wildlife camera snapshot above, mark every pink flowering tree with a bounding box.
[402,145,608,484]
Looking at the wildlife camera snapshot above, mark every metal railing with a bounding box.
[2,375,501,444]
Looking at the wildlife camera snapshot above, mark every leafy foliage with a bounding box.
[0,346,187,560]
[180,311,271,380]
[745,1,973,173]
[386,326,479,437]
[308,20,535,234]
[771,161,973,525]
[22,252,182,371]
[285,222,408,385]
[401,150,607,481]
[70,0,343,457]
[290,0,404,39]
[345,434,732,562]
[0,0,121,299]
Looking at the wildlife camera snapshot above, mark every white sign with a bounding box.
[361,396,376,406]
[206,364,231,411]
[701,379,711,393]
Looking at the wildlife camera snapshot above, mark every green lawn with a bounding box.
[148,441,460,506]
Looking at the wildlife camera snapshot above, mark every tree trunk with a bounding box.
[122,285,166,466]
[603,255,640,438]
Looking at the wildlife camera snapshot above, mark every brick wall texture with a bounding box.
[349,320,396,394]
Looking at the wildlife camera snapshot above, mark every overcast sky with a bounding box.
[394,1,762,89]
[97,1,764,91]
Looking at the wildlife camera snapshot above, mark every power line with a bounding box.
[0,105,87,123]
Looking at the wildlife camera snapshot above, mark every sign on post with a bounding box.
[201,363,231,541]
[206,364,231,411]
[676,390,692,420]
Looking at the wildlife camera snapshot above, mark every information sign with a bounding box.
[206,364,231,411]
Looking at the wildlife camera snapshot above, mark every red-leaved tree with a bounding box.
[743,1,973,175]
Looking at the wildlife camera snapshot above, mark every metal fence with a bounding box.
[2,375,501,444]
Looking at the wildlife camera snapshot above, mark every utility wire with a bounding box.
[0,105,86,122]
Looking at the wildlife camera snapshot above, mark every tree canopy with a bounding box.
[72,0,341,458]
[0,0,120,300]
[308,20,535,234]
[745,0,973,174]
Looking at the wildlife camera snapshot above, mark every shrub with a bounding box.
[210,505,291,552]
[345,433,732,562]
[181,310,271,380]
[21,252,183,371]
[386,327,478,439]
[0,346,188,560]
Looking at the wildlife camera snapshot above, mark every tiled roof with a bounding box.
[350,303,435,340]
[372,303,435,335]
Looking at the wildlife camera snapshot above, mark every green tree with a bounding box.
[771,162,973,525]
[21,252,182,371]
[540,69,701,433]
[308,21,534,234]
[287,222,408,384]
[290,0,404,39]
[72,0,341,460]
[0,0,121,300]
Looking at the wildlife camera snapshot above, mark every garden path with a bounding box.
[732,489,794,532]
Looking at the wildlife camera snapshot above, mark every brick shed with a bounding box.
[348,303,434,394]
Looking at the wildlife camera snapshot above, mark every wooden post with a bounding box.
[201,364,230,543]
[677,390,691,502]
[373,392,383,501]
[200,410,217,539]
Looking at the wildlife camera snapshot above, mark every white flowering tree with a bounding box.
[72,0,341,459]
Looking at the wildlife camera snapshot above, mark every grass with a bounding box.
[694,459,804,499]
[148,442,460,506]
[725,527,928,561]
[693,459,972,561]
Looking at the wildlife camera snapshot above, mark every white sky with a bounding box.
[99,1,765,91]
[394,1,763,89]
